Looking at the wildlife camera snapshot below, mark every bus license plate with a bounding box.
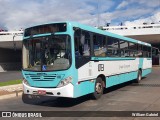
[37,90,46,95]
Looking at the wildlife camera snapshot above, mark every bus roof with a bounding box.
[25,21,151,47]
[69,21,151,47]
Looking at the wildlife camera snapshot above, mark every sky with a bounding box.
[0,0,160,30]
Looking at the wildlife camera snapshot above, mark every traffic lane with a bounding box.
[0,71,22,82]
[0,67,159,110]
[0,68,160,116]
[0,81,147,111]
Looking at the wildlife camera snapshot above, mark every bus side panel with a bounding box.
[143,58,152,69]
[142,69,152,77]
[106,75,119,88]
[78,58,140,81]
[119,71,137,84]
[106,71,137,88]
[78,58,139,89]
[142,58,152,77]
[74,80,95,98]
[138,58,143,69]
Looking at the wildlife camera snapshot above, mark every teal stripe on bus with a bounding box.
[142,69,152,77]
[91,57,136,61]
[74,80,95,98]
[106,71,138,88]
[138,58,144,69]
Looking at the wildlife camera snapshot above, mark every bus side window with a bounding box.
[107,37,119,57]
[82,31,90,56]
[137,44,143,57]
[143,45,151,58]
[129,42,138,57]
[93,34,107,57]
[74,30,90,57]
[119,40,129,57]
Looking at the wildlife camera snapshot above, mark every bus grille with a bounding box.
[25,74,57,81]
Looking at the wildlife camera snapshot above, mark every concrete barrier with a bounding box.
[0,62,21,72]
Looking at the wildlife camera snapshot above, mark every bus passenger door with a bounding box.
[74,29,92,81]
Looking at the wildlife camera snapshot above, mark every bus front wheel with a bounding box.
[91,77,104,100]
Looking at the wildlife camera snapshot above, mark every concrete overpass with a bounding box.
[0,31,23,72]
[103,23,160,49]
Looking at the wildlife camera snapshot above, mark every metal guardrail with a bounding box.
[102,24,160,30]
[0,31,23,35]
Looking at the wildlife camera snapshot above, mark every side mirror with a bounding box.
[73,27,80,31]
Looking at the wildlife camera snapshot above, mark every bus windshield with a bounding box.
[23,35,71,71]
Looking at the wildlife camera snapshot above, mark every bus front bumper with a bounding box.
[23,82,74,98]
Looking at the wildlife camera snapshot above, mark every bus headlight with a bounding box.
[57,76,72,88]
[23,78,30,86]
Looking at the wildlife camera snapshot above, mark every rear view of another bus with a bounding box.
[152,47,160,65]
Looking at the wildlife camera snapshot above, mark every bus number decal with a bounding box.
[98,64,104,71]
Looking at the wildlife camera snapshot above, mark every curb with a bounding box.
[0,84,23,100]
[0,84,22,91]
[0,91,22,100]
[153,65,160,67]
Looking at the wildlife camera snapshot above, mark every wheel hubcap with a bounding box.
[96,83,102,94]
[138,73,141,81]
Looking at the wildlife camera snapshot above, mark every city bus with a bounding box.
[22,21,152,100]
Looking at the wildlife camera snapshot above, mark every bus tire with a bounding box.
[91,77,104,100]
[135,70,142,83]
[22,93,29,103]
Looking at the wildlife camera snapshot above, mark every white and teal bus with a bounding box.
[22,22,152,99]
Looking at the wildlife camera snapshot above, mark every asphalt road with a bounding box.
[0,71,22,82]
[0,67,160,120]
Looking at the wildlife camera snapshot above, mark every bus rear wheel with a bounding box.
[135,70,142,83]
[91,77,104,100]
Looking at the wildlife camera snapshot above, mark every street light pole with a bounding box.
[97,0,100,27]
